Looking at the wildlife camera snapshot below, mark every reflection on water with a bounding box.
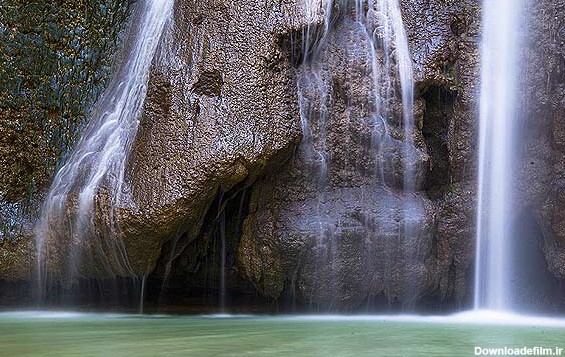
[1,313,564,356]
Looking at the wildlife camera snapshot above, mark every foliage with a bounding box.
[0,0,134,240]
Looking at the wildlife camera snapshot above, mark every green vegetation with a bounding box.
[0,0,134,202]
[0,0,134,242]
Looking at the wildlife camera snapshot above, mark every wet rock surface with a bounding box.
[1,0,565,312]
[0,0,134,280]
[524,1,565,283]
[238,0,481,309]
[115,0,304,274]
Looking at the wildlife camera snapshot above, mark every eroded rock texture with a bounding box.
[1,0,565,312]
[238,0,481,309]
[115,0,305,274]
[520,0,565,304]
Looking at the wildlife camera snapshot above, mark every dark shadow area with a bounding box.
[0,280,33,309]
[144,186,263,314]
[422,85,456,200]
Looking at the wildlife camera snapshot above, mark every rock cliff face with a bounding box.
[115,0,305,275]
[0,0,134,280]
[1,0,565,311]
[519,0,565,306]
[237,0,481,309]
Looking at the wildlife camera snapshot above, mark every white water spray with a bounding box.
[474,0,523,310]
[36,0,173,298]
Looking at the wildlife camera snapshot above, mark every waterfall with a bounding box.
[299,0,416,306]
[375,0,415,193]
[300,0,415,192]
[474,0,524,311]
[35,0,173,300]
[139,274,147,314]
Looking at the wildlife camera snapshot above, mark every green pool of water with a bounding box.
[1,313,564,356]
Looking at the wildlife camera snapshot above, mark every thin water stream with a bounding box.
[299,0,419,307]
[35,0,173,301]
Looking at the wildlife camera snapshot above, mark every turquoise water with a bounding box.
[0,313,564,356]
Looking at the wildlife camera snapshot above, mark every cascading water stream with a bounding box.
[300,0,417,306]
[374,0,415,193]
[35,0,173,302]
[139,275,147,314]
[474,0,523,311]
[301,0,414,184]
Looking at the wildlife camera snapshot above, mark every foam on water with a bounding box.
[279,311,565,328]
[204,314,255,319]
[2,310,565,328]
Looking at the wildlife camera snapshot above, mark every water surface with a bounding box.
[1,313,563,356]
